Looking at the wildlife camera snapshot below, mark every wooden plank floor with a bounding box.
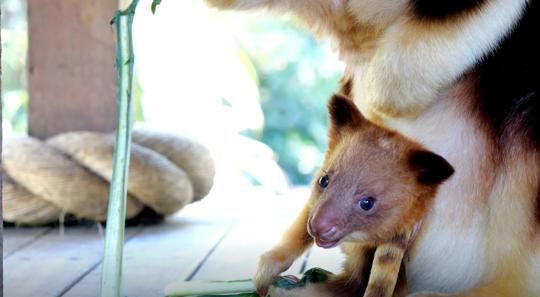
[3,189,344,297]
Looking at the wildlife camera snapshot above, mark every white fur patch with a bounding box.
[407,213,487,293]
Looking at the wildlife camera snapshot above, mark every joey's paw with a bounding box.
[254,249,296,296]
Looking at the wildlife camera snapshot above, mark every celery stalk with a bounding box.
[164,280,257,297]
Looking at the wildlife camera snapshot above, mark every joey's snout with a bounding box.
[308,204,345,249]
[308,216,338,239]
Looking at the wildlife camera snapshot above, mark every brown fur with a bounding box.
[254,95,453,296]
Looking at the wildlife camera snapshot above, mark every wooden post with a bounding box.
[27,1,118,139]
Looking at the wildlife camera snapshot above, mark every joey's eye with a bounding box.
[318,174,330,188]
[358,196,375,211]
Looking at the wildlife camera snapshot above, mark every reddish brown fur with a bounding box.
[315,95,452,245]
[255,94,453,296]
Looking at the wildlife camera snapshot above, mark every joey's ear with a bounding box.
[328,94,364,130]
[408,150,454,185]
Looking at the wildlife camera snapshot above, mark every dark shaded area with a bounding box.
[412,0,486,20]
[470,1,539,148]
[3,207,165,228]
[465,1,540,226]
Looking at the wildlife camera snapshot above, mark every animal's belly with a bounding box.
[405,212,487,293]
[354,84,492,292]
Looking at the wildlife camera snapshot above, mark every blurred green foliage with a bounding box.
[238,17,342,184]
[2,0,29,133]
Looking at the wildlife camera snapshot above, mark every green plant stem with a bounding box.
[164,280,256,297]
[100,1,139,297]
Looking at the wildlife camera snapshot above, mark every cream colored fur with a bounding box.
[379,84,540,297]
[358,0,528,117]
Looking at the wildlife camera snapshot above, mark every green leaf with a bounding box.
[272,268,332,290]
[151,0,162,14]
[195,293,259,297]
[272,277,299,290]
[166,269,331,296]
[165,280,256,296]
[303,268,332,283]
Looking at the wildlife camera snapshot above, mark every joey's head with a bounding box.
[307,94,454,248]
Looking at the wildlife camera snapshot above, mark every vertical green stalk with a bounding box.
[100,1,139,296]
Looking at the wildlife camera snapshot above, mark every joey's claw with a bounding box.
[257,287,268,297]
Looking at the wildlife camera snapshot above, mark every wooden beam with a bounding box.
[27,1,118,139]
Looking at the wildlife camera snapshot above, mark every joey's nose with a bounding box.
[309,216,339,241]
